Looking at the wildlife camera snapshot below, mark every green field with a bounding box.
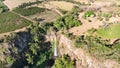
[0,12,32,33]
[97,24,120,39]
[13,7,45,16]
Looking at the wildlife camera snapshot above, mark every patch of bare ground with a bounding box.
[3,0,37,10]
[48,1,75,11]
[69,12,104,36]
[74,0,89,4]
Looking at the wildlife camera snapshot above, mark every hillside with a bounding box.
[0,0,120,68]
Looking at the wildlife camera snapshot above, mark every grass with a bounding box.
[83,11,95,18]
[0,12,32,33]
[13,7,45,16]
[97,24,120,39]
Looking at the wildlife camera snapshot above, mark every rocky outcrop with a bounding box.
[58,35,120,68]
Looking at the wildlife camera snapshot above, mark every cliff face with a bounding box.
[58,35,120,68]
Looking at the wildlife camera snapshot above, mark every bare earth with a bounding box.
[3,0,36,10]
[49,1,75,11]
[69,12,104,36]
[59,35,120,68]
[69,0,120,36]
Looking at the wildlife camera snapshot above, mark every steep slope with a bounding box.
[58,35,120,68]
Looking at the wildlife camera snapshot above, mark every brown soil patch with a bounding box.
[3,0,36,10]
[49,1,75,11]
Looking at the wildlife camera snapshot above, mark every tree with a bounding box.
[52,55,74,68]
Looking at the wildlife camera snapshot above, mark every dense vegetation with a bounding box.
[0,7,82,67]
[53,10,82,31]
[83,11,95,18]
[0,12,32,33]
[52,55,74,68]
[74,35,120,63]
[13,7,45,16]
[0,23,53,68]
[97,24,120,39]
[0,1,119,67]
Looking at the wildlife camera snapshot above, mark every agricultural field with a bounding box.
[29,10,60,22]
[3,0,37,10]
[0,12,32,33]
[97,24,120,39]
[13,7,45,16]
[49,1,76,11]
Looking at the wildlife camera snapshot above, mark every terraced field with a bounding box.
[0,12,32,33]
[97,24,120,39]
[49,1,75,11]
[3,0,36,10]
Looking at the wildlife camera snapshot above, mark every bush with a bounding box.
[53,14,82,31]
[18,1,43,8]
[83,11,95,18]
[52,55,74,68]
[0,1,9,13]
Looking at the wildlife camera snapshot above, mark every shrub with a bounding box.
[18,1,43,8]
[0,1,9,13]
[52,55,74,68]
[83,11,95,18]
[53,14,82,31]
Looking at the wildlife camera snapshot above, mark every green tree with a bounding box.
[52,55,74,68]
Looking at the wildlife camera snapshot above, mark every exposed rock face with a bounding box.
[0,32,30,62]
[58,35,120,68]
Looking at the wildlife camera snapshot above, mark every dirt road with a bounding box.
[0,26,29,38]
[69,12,103,36]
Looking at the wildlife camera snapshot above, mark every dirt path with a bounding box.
[0,26,29,38]
[69,13,104,36]
[39,3,64,16]
[52,8,63,16]
[11,11,36,23]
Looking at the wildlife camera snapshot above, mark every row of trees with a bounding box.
[18,1,43,8]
